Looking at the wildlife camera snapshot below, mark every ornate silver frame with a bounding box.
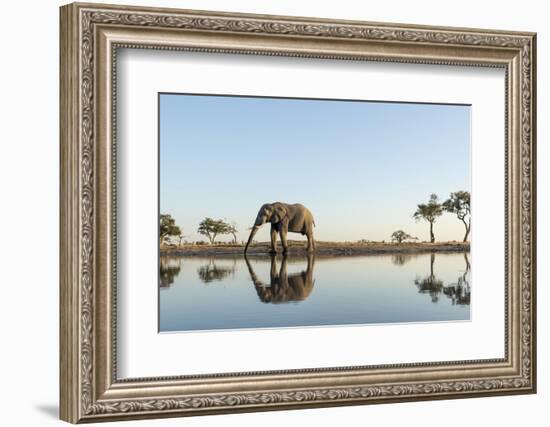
[60,2,537,423]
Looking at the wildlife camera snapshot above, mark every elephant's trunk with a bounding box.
[244,226,259,253]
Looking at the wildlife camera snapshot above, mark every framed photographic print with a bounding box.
[60,2,537,423]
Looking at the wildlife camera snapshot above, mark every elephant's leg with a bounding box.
[279,223,289,254]
[269,225,278,254]
[269,253,278,280]
[279,254,289,288]
[306,231,315,252]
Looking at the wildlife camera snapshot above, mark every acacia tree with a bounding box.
[159,214,181,246]
[443,191,471,242]
[197,218,231,245]
[413,194,443,243]
[391,230,416,244]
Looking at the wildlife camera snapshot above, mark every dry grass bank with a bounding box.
[161,240,470,257]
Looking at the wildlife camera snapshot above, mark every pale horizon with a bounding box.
[160,93,471,244]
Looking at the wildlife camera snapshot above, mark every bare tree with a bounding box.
[227,222,238,244]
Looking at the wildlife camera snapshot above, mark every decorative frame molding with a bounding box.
[60,2,536,423]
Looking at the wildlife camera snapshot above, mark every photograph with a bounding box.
[57,2,536,422]
[159,93,472,332]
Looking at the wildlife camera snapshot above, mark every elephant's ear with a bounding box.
[271,203,288,224]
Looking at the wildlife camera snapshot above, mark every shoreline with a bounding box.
[161,241,470,257]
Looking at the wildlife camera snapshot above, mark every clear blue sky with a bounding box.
[160,93,470,243]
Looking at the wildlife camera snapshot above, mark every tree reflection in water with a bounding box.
[443,252,471,305]
[244,254,316,304]
[414,252,470,305]
[161,252,470,307]
[159,256,182,288]
[414,253,444,302]
[196,258,237,284]
[391,254,414,266]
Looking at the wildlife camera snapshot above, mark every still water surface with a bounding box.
[159,252,470,332]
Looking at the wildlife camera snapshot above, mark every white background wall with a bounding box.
[0,0,546,426]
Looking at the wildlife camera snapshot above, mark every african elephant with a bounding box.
[244,254,316,303]
[244,202,316,254]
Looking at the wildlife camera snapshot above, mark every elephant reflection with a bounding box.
[443,252,471,305]
[159,256,182,288]
[244,254,315,304]
[197,259,237,284]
